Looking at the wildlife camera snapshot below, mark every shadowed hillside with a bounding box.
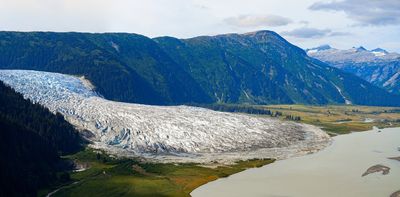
[0,81,83,196]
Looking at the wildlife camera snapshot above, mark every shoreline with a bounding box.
[43,122,331,196]
[191,126,400,197]
[41,122,396,196]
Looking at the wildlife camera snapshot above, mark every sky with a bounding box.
[1,0,399,52]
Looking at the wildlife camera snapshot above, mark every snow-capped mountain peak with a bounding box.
[307,45,400,63]
[371,48,388,53]
[307,45,400,95]
[353,46,367,52]
[306,44,333,54]
[371,48,389,57]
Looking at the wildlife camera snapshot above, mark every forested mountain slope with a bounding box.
[0,81,82,196]
[155,31,400,106]
[0,31,399,106]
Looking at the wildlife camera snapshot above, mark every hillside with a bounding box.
[0,32,211,105]
[0,31,399,106]
[0,81,82,196]
[307,45,400,95]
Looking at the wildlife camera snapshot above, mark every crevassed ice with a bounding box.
[0,69,330,163]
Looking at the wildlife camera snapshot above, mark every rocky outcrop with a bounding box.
[361,164,390,177]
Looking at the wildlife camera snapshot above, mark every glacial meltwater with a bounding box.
[192,127,400,197]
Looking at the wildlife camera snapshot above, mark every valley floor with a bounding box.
[261,104,400,135]
[40,149,273,197]
[40,104,400,197]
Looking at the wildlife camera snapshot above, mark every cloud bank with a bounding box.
[309,0,400,26]
[281,27,349,38]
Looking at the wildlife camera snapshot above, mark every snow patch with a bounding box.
[372,51,386,57]
[307,49,318,54]
[332,83,352,105]
[383,72,400,87]
[110,41,120,52]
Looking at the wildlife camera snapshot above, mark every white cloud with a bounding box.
[224,15,292,27]
[282,27,331,38]
[0,0,398,52]
[310,0,400,26]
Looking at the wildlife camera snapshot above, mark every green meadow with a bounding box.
[40,104,400,197]
[40,149,273,197]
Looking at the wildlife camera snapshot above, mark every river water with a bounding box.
[192,127,400,197]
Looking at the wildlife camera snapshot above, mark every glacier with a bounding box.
[0,69,330,163]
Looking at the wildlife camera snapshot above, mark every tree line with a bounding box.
[191,103,301,121]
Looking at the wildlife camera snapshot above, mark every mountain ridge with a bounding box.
[307,45,400,95]
[0,30,399,106]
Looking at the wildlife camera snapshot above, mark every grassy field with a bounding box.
[40,149,274,197]
[40,104,400,197]
[261,105,400,135]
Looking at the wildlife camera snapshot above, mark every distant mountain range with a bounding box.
[0,31,399,106]
[307,45,400,95]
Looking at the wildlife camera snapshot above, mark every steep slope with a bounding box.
[0,70,330,163]
[0,81,82,196]
[0,32,211,105]
[307,45,400,95]
[155,31,400,106]
[0,31,399,106]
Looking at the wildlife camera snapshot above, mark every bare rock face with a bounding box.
[361,164,390,177]
[307,46,400,95]
[0,70,331,163]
